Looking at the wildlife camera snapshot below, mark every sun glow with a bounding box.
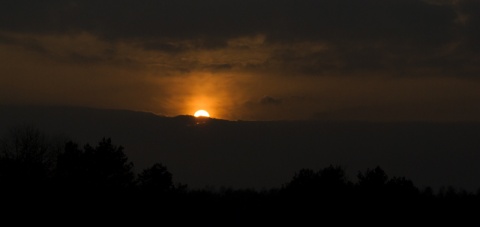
[194,110,210,118]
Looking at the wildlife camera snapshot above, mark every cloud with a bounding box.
[260,96,282,105]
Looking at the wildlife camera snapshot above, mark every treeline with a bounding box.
[0,127,179,196]
[0,127,478,223]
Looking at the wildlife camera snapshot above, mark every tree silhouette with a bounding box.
[386,176,419,198]
[0,126,57,192]
[357,166,388,189]
[318,165,349,189]
[284,168,319,193]
[282,164,353,218]
[137,163,173,193]
[83,138,135,191]
[55,141,87,190]
[55,138,135,193]
[284,165,349,194]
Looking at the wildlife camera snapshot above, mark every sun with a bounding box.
[194,110,210,118]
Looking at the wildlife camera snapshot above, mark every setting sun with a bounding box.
[194,110,210,118]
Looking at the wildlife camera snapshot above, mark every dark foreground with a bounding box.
[0,128,478,225]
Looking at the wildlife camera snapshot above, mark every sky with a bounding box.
[0,0,479,121]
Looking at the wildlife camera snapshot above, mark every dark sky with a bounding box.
[1,0,479,120]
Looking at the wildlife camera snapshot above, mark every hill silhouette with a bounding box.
[1,105,480,192]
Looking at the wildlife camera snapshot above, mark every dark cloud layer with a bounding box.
[0,0,473,43]
[3,0,476,77]
[0,1,454,33]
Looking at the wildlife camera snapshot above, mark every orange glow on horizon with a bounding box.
[194,109,210,117]
[154,72,253,120]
